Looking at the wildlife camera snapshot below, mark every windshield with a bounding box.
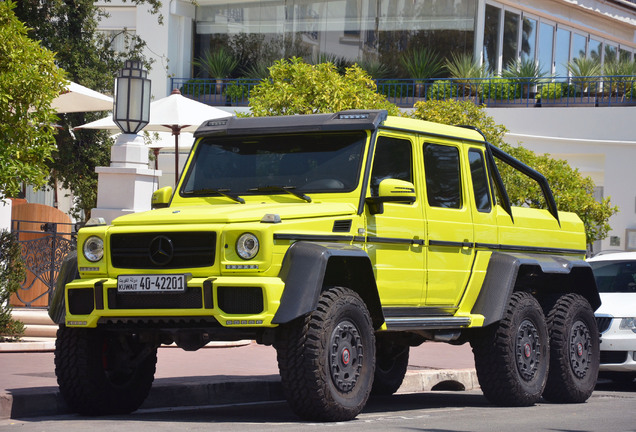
[589,260,636,293]
[181,131,367,197]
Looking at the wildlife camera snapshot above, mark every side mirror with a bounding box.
[151,186,173,209]
[366,179,416,215]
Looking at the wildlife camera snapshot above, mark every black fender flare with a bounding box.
[49,250,79,324]
[472,251,600,327]
[272,241,383,328]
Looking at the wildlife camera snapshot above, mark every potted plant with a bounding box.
[400,49,444,98]
[566,57,601,100]
[444,52,488,100]
[502,58,550,98]
[602,59,636,103]
[193,48,239,95]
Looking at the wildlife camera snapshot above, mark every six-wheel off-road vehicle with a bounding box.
[50,110,600,421]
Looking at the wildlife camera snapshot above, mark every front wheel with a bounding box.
[471,291,549,406]
[55,326,158,415]
[542,294,599,403]
[275,286,376,421]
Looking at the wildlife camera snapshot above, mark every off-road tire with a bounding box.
[372,338,409,395]
[542,294,599,403]
[471,291,549,406]
[55,326,157,415]
[275,286,375,421]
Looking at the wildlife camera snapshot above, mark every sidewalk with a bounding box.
[0,339,477,420]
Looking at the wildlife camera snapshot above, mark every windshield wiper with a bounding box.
[248,185,312,203]
[183,188,245,204]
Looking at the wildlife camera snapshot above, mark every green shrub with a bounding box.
[426,80,455,100]
[539,82,564,100]
[224,83,247,104]
[0,230,25,341]
[483,78,521,100]
[626,83,636,100]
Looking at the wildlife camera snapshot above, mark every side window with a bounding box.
[468,149,492,212]
[370,136,413,196]
[423,143,462,209]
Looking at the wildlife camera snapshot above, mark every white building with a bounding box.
[92,0,635,252]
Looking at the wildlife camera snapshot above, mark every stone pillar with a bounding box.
[92,133,161,224]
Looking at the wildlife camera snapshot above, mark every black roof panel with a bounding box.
[193,110,388,138]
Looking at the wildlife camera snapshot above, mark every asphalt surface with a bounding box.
[0,339,476,420]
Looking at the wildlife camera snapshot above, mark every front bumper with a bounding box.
[597,315,636,372]
[64,276,285,329]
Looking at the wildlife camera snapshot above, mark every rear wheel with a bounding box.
[275,286,375,421]
[471,291,549,406]
[55,326,157,415]
[372,337,409,395]
[543,294,599,403]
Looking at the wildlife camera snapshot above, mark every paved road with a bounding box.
[0,381,634,432]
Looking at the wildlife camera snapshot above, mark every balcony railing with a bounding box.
[171,76,636,109]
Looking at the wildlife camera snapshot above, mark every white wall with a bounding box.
[486,106,636,253]
[0,197,11,232]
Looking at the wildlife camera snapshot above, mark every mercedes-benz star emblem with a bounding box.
[149,235,174,266]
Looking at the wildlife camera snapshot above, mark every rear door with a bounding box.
[421,139,475,306]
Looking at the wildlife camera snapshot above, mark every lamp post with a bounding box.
[114,60,151,134]
[91,60,160,224]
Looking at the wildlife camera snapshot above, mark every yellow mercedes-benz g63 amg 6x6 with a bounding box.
[50,110,600,421]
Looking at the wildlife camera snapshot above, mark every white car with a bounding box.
[587,252,636,382]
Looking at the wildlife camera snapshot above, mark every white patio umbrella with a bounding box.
[52,81,113,113]
[76,89,233,184]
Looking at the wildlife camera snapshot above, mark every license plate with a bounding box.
[117,274,186,293]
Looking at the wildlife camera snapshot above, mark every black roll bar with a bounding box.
[457,125,560,226]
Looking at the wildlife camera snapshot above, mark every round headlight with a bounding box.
[236,233,259,260]
[83,236,104,262]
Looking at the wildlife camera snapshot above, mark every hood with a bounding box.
[596,293,636,318]
[111,202,358,226]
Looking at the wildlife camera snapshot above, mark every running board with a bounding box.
[384,316,471,331]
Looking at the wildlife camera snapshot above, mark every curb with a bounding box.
[0,369,478,420]
[0,338,56,353]
[0,339,252,353]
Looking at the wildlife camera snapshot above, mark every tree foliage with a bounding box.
[0,1,67,197]
[410,99,617,245]
[13,0,160,220]
[248,57,401,117]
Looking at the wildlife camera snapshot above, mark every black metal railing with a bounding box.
[11,220,79,307]
[171,75,636,109]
